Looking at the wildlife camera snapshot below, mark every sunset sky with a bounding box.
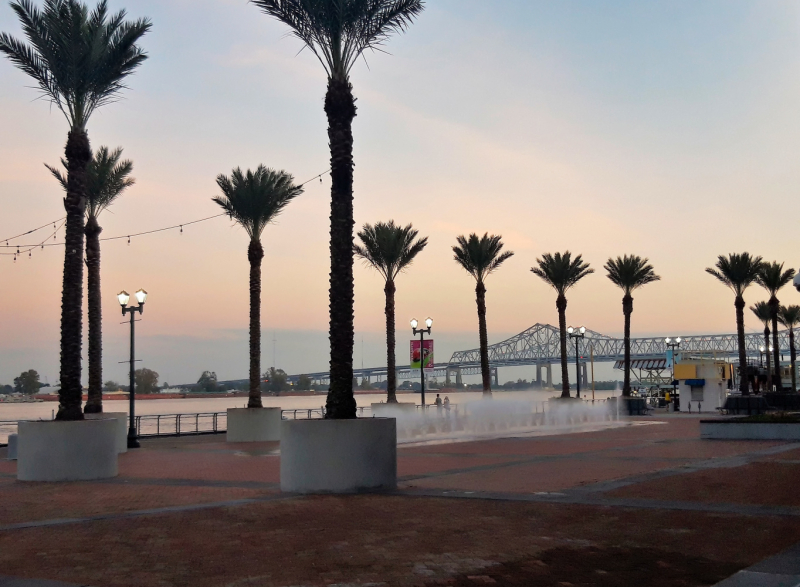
[1,0,799,386]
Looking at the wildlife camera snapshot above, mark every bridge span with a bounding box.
[293,323,797,387]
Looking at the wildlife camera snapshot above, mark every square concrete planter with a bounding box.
[17,419,118,481]
[85,412,128,453]
[701,420,800,440]
[280,417,397,494]
[227,407,282,442]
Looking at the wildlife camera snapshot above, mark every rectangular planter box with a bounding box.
[280,418,397,494]
[227,407,282,442]
[17,419,118,481]
[701,420,800,440]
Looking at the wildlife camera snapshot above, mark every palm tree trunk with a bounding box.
[324,77,358,420]
[770,297,782,391]
[56,129,91,421]
[735,295,749,395]
[476,281,491,395]
[385,279,397,403]
[622,294,633,397]
[764,325,772,393]
[83,216,103,414]
[557,293,570,398]
[790,327,797,393]
[248,239,264,408]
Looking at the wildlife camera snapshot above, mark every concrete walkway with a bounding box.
[0,415,798,586]
[715,542,800,586]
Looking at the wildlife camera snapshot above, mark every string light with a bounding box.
[3,169,330,261]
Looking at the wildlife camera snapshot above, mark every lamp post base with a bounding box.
[127,428,140,449]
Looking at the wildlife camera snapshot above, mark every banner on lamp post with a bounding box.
[410,339,434,372]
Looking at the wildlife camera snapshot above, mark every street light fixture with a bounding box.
[119,288,147,449]
[411,317,433,409]
[665,337,681,404]
[567,326,586,398]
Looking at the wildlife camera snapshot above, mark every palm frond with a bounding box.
[1,0,151,129]
[750,301,772,327]
[757,261,796,297]
[705,253,763,297]
[531,251,594,295]
[355,220,427,281]
[251,0,423,80]
[452,233,514,283]
[213,165,304,241]
[779,305,800,328]
[604,254,660,295]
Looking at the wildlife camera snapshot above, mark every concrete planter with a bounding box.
[227,407,281,442]
[85,412,128,453]
[281,418,397,494]
[701,420,800,440]
[17,419,118,481]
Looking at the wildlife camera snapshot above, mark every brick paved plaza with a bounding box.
[1,415,798,586]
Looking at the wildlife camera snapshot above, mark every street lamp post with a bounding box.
[118,289,147,449]
[567,326,586,398]
[666,337,681,404]
[411,317,433,409]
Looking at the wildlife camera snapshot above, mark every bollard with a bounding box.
[7,433,18,460]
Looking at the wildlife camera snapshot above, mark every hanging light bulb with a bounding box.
[128,236,131,245]
[180,225,183,233]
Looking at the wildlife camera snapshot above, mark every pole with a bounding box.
[590,344,595,401]
[420,330,426,410]
[575,336,581,399]
[127,309,140,449]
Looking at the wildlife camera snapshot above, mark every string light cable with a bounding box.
[1,169,330,260]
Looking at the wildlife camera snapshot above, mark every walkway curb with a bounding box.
[715,542,800,586]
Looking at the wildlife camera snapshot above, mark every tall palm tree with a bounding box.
[1,0,150,420]
[355,221,428,404]
[532,252,594,398]
[751,301,773,392]
[213,166,303,409]
[757,262,795,391]
[604,255,660,397]
[47,147,135,413]
[706,253,763,395]
[779,305,800,393]
[251,0,424,420]
[453,234,514,396]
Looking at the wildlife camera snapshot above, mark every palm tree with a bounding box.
[757,262,795,391]
[706,253,763,395]
[532,252,594,398]
[604,255,660,397]
[355,221,428,404]
[1,0,150,420]
[213,166,303,408]
[47,147,135,413]
[751,301,773,392]
[453,234,514,396]
[779,305,800,393]
[251,1,424,420]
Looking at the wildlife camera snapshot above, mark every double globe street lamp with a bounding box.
[411,317,433,408]
[567,326,586,398]
[118,289,148,449]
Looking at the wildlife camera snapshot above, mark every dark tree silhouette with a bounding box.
[355,221,427,404]
[604,255,660,397]
[251,0,424,419]
[48,147,135,413]
[706,253,764,395]
[532,252,594,398]
[453,233,514,396]
[213,166,303,408]
[757,262,795,391]
[0,0,150,419]
[779,305,800,393]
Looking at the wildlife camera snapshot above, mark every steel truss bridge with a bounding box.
[291,323,797,387]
